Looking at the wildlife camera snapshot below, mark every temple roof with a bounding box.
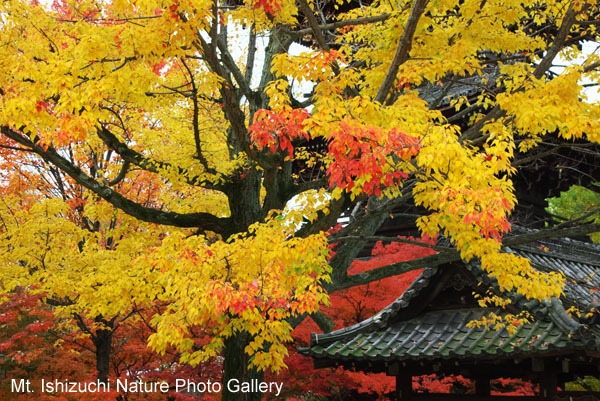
[300,230,600,370]
[304,308,600,364]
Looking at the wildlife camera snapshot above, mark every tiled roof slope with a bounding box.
[301,232,600,364]
[305,308,600,363]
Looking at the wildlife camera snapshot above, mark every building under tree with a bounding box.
[301,229,600,400]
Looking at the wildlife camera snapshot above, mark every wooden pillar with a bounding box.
[475,374,491,396]
[396,374,412,401]
[533,358,558,400]
[540,371,557,400]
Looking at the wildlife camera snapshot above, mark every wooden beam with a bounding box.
[532,358,544,373]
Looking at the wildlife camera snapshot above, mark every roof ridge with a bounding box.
[545,297,587,336]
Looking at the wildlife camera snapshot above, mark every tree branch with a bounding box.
[215,37,253,99]
[180,58,216,173]
[107,160,130,186]
[374,0,429,103]
[0,144,36,152]
[329,235,455,252]
[584,60,600,73]
[297,0,331,51]
[330,249,460,291]
[331,222,600,291]
[244,24,257,84]
[289,176,328,198]
[1,126,233,235]
[292,13,391,37]
[503,223,600,246]
[97,126,223,190]
[192,31,256,162]
[513,142,597,167]
[460,3,579,143]
[533,3,578,80]
[310,311,335,333]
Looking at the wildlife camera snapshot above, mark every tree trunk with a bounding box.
[221,332,264,401]
[94,327,113,384]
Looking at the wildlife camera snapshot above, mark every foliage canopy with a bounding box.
[1,0,599,393]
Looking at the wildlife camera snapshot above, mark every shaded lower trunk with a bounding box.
[94,328,113,384]
[222,332,264,401]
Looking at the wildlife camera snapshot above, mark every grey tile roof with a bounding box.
[301,230,600,364]
[305,308,600,362]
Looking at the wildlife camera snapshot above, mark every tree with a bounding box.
[1,0,600,399]
[547,183,600,243]
[0,291,96,401]
[0,289,224,400]
[0,144,170,385]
